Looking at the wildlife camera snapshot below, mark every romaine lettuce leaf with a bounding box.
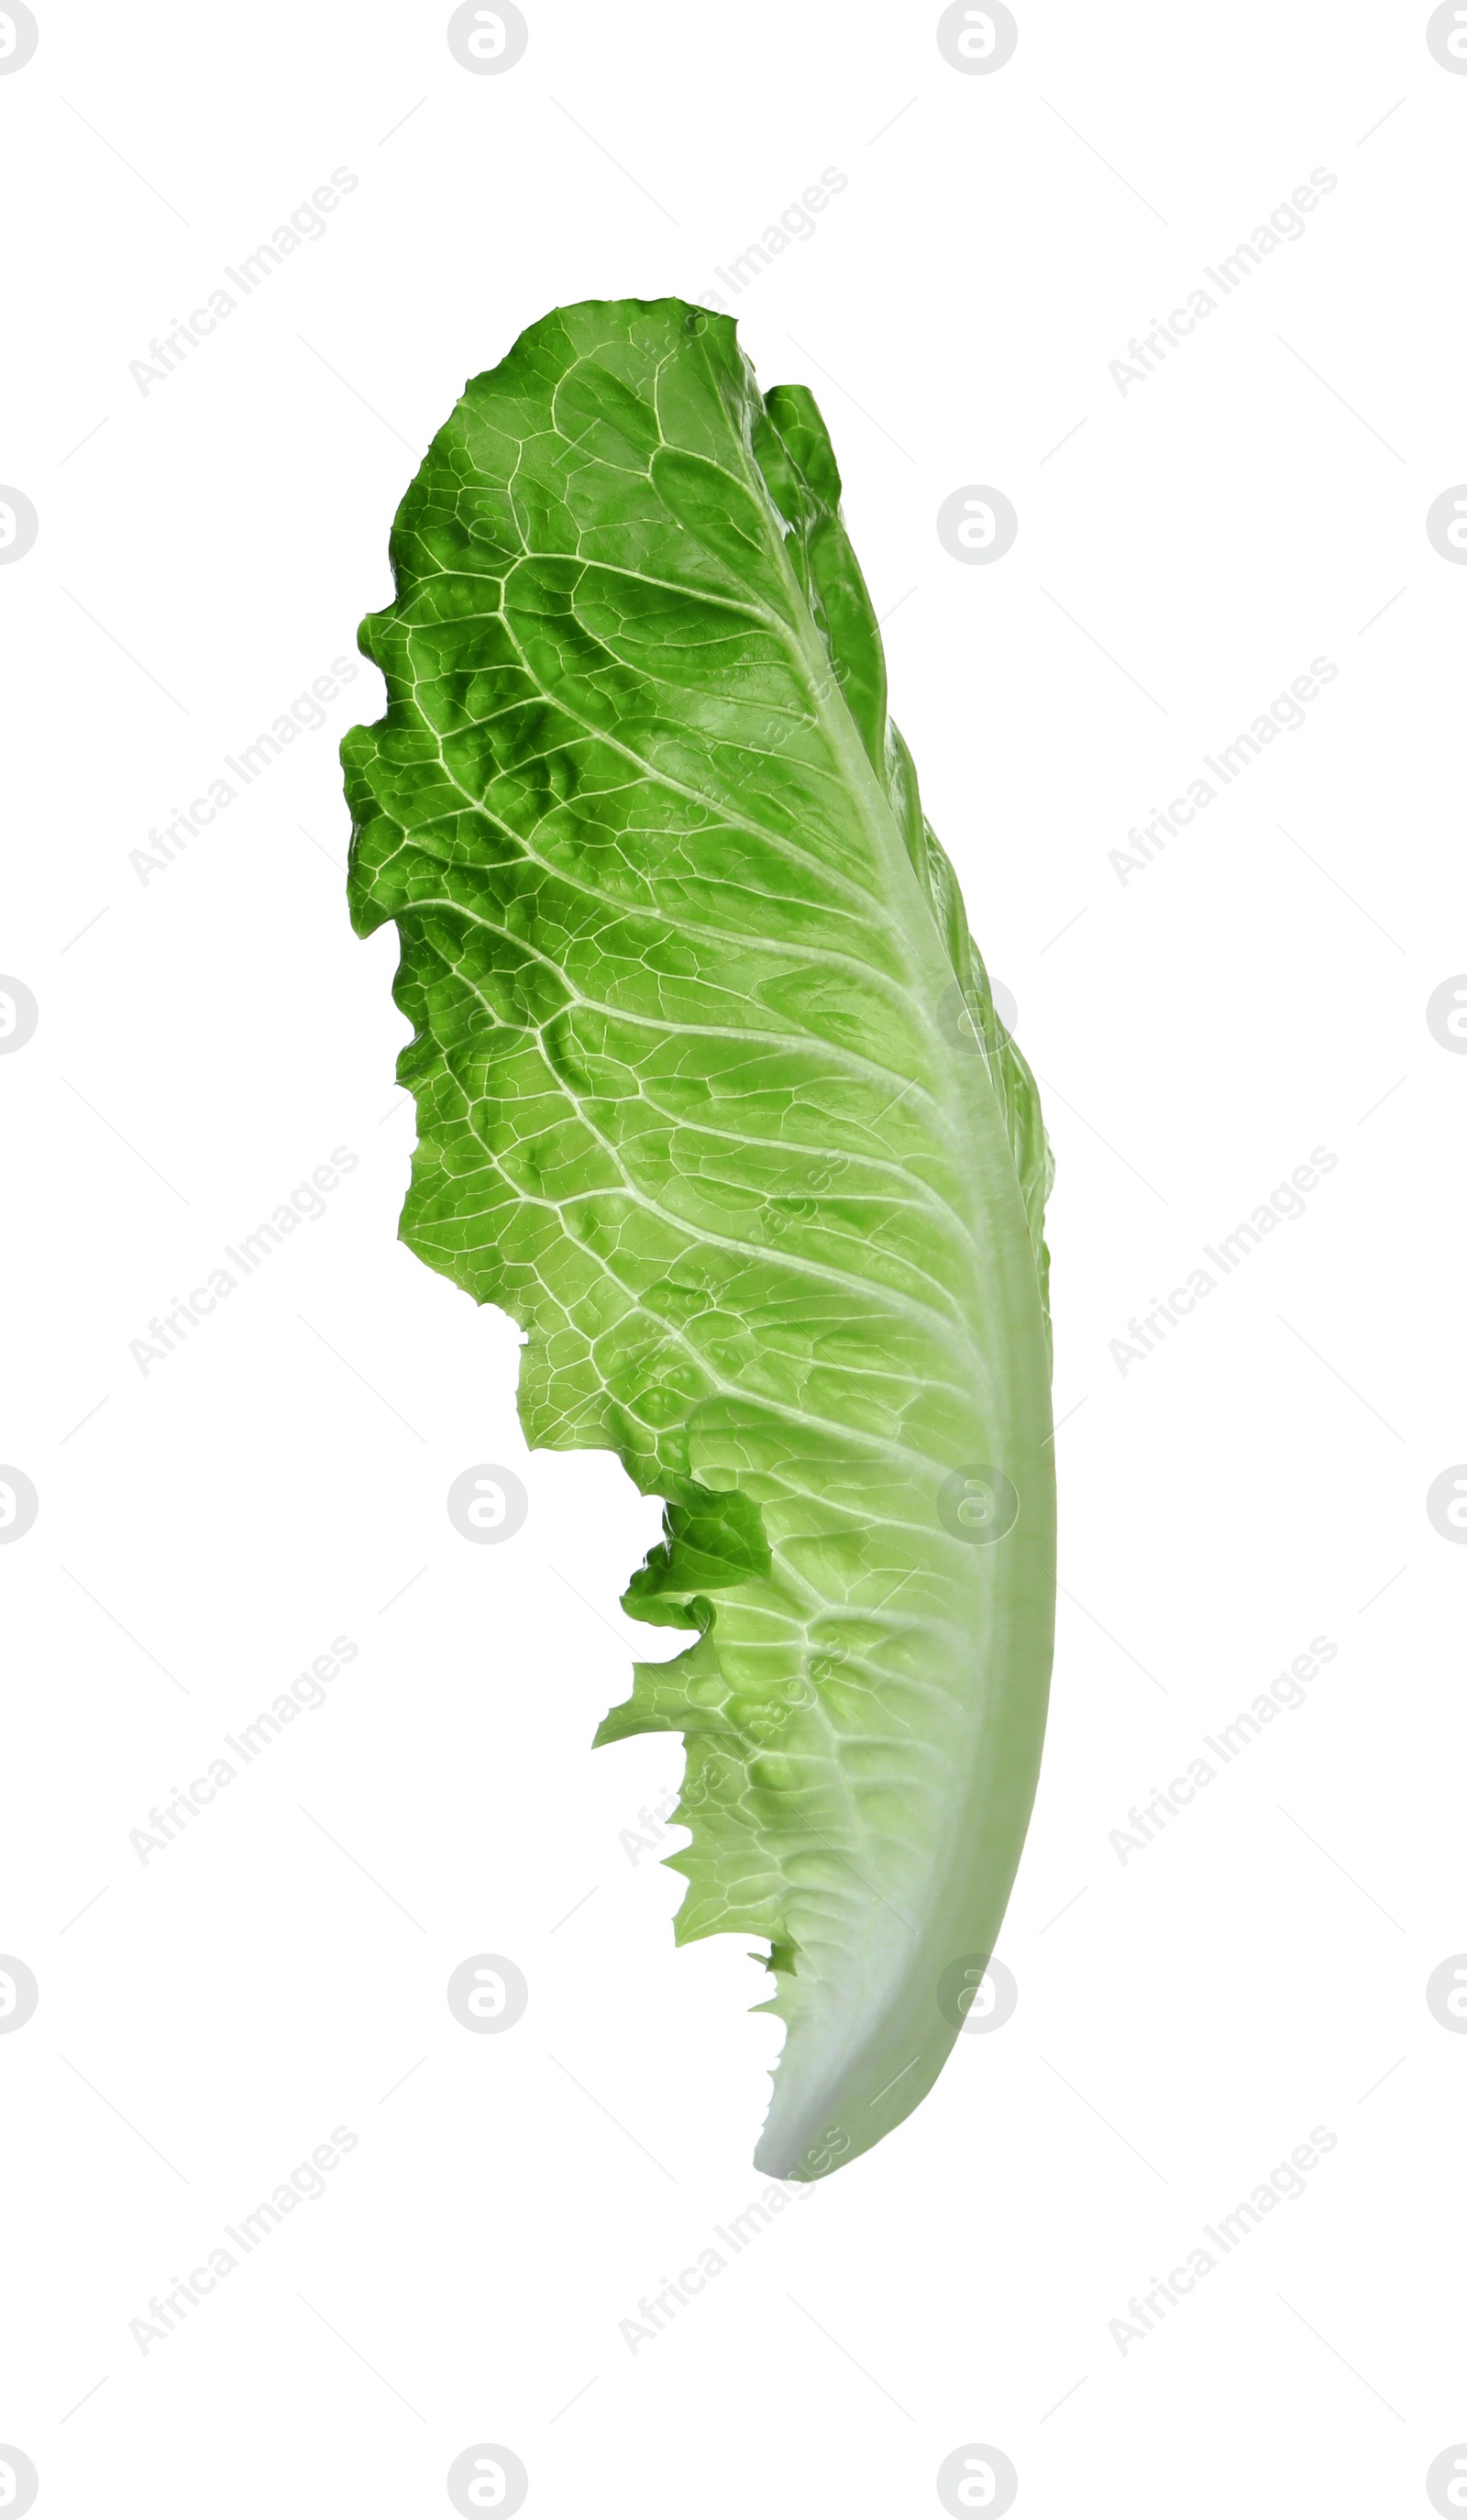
[343,298,1055,2180]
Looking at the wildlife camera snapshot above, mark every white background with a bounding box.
[2,3,1464,2513]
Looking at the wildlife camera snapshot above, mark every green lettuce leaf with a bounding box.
[343,298,1055,2180]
